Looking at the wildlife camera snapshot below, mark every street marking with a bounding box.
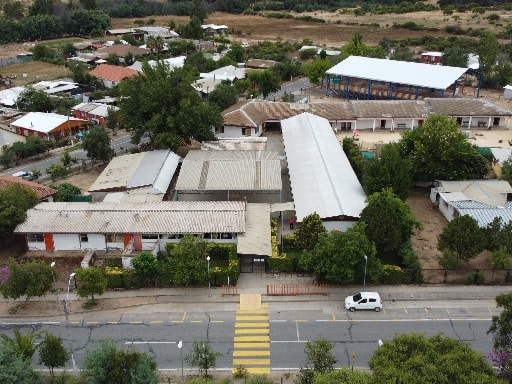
[233,350,270,357]
[234,342,270,349]
[404,308,408,314]
[191,320,202,323]
[446,309,450,314]
[236,323,269,328]
[86,322,99,325]
[150,321,163,324]
[182,312,187,321]
[233,358,270,365]
[107,321,119,325]
[234,336,270,342]
[129,321,142,324]
[294,320,307,323]
[424,308,429,314]
[235,329,269,335]
[331,314,336,321]
[125,341,178,345]
[236,315,269,321]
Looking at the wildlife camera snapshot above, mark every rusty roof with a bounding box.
[222,98,512,127]
[89,64,139,82]
[0,175,57,200]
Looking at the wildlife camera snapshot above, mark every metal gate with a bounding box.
[240,256,266,273]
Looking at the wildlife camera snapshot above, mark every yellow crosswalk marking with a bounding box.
[233,350,270,357]
[235,329,269,335]
[234,335,270,342]
[234,342,270,349]
[236,322,269,328]
[236,315,269,321]
[233,359,270,365]
[246,367,270,374]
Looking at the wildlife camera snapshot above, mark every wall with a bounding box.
[322,220,357,232]
[54,234,80,251]
[214,125,262,138]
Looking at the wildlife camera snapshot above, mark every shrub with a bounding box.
[268,254,293,273]
[381,264,404,284]
[466,270,485,285]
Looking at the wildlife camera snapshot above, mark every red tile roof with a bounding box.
[89,64,139,82]
[0,175,57,200]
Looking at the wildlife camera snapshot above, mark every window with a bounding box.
[215,127,224,134]
[242,128,251,136]
[28,233,44,242]
[106,234,123,242]
[142,234,159,240]
[80,234,89,243]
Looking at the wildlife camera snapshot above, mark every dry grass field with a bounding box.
[1,60,72,84]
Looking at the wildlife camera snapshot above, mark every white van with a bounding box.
[345,291,382,312]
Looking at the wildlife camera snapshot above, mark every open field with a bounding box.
[1,60,72,85]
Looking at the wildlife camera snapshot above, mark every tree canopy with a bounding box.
[369,333,505,384]
[165,234,209,286]
[363,141,413,200]
[51,182,81,202]
[0,343,44,384]
[76,267,107,302]
[0,258,53,302]
[81,339,158,384]
[294,212,327,252]
[300,222,380,284]
[119,62,220,149]
[82,126,112,162]
[0,184,38,238]
[488,293,512,381]
[399,114,489,182]
[438,215,486,267]
[360,188,422,256]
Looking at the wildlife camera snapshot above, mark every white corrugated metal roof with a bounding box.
[89,150,180,193]
[0,86,26,107]
[15,201,245,234]
[490,147,512,167]
[281,112,366,221]
[237,203,272,256]
[175,150,282,191]
[436,180,512,207]
[452,205,512,227]
[326,56,468,90]
[11,112,87,134]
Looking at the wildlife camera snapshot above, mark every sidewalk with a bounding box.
[1,272,511,319]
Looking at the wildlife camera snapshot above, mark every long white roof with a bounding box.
[326,56,469,90]
[15,201,245,234]
[281,112,366,221]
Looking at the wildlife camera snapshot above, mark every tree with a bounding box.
[38,331,70,377]
[190,0,207,23]
[442,45,468,67]
[82,126,112,162]
[296,336,337,384]
[363,142,413,200]
[146,35,164,54]
[399,114,489,182]
[225,42,244,63]
[0,184,38,238]
[301,58,332,86]
[131,251,158,286]
[3,1,24,20]
[75,267,107,302]
[166,234,209,286]
[28,0,53,16]
[46,163,68,181]
[361,189,422,257]
[81,340,158,384]
[119,62,220,149]
[1,329,40,360]
[106,107,121,134]
[477,31,499,78]
[177,16,204,39]
[208,81,239,111]
[247,69,282,99]
[52,182,81,202]
[369,333,505,384]
[0,258,54,302]
[438,215,485,266]
[0,343,44,384]
[488,293,512,381]
[25,133,49,157]
[300,222,381,284]
[185,338,221,377]
[293,212,327,252]
[16,88,54,112]
[500,155,512,184]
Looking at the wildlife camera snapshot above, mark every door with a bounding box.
[44,233,54,251]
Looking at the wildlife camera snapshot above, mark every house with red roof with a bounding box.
[89,64,139,88]
[0,175,57,202]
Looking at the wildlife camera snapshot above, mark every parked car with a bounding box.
[345,292,382,312]
[12,171,36,181]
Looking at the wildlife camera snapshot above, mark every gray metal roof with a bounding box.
[452,203,512,227]
[175,150,282,191]
[89,150,180,193]
[436,180,512,207]
[281,112,366,221]
[326,56,468,90]
[15,201,245,234]
[237,203,272,256]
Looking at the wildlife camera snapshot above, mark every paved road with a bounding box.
[0,292,500,374]
[1,133,138,178]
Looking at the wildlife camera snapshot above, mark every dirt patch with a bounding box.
[51,165,106,193]
[1,60,72,85]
